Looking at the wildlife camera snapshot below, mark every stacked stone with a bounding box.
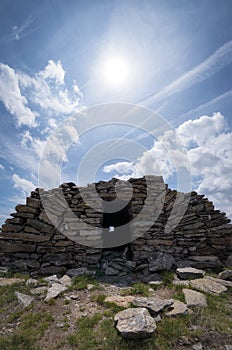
[0,176,231,276]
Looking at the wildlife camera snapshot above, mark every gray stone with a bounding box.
[218,270,232,281]
[148,252,175,272]
[114,307,156,339]
[190,278,227,295]
[44,275,59,285]
[26,278,38,287]
[66,268,95,278]
[105,295,134,308]
[59,275,72,287]
[15,292,34,307]
[204,275,232,288]
[0,266,8,274]
[176,267,205,280]
[132,296,174,316]
[30,287,48,295]
[165,300,188,317]
[183,288,207,308]
[105,266,119,276]
[192,343,203,350]
[45,283,67,302]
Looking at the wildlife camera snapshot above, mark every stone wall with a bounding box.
[0,176,231,276]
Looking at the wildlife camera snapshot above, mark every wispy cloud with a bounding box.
[12,15,35,41]
[181,89,232,119]
[141,40,232,106]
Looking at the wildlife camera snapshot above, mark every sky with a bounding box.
[0,0,232,225]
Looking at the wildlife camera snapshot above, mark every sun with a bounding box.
[102,56,130,87]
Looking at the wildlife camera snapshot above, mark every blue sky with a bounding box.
[0,0,232,225]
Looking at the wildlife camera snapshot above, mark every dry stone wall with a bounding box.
[0,176,231,276]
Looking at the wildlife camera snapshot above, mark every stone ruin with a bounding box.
[0,175,231,277]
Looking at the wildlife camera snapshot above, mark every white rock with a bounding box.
[45,283,67,302]
[165,300,188,317]
[15,292,34,307]
[190,278,227,295]
[183,289,207,308]
[59,275,72,287]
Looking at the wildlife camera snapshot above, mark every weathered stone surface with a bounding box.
[59,275,72,287]
[183,288,207,308]
[204,275,232,288]
[114,307,156,339]
[166,300,188,316]
[148,252,175,272]
[132,297,174,315]
[105,295,134,308]
[176,267,205,280]
[0,277,24,286]
[30,286,48,295]
[45,283,67,302]
[0,175,232,276]
[26,278,38,287]
[15,292,34,307]
[66,268,95,278]
[190,278,227,295]
[218,270,232,281]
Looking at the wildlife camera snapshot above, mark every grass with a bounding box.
[121,283,151,297]
[0,311,53,350]
[69,275,100,291]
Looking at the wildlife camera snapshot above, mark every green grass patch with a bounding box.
[121,283,150,297]
[69,275,100,291]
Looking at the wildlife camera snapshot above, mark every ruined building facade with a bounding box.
[0,176,231,276]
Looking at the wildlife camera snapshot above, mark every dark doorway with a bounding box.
[102,200,132,247]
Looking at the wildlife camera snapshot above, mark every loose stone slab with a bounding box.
[183,288,207,308]
[165,300,188,317]
[15,292,34,307]
[218,270,232,281]
[190,278,227,295]
[45,283,67,302]
[105,295,134,308]
[114,307,156,339]
[176,267,205,280]
[132,296,174,316]
[204,275,232,288]
[59,275,72,287]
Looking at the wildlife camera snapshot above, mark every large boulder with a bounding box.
[183,288,207,308]
[148,252,175,272]
[218,270,232,281]
[190,278,227,295]
[132,296,174,316]
[114,307,156,339]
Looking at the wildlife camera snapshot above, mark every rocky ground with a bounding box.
[0,267,232,350]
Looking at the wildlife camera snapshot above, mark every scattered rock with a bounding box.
[26,278,38,287]
[0,277,24,286]
[59,275,72,287]
[205,275,232,288]
[104,266,119,276]
[218,270,232,281]
[148,252,175,272]
[190,278,227,295]
[183,288,207,308]
[114,307,156,339]
[173,277,191,287]
[176,267,205,280]
[45,283,67,302]
[30,286,48,295]
[66,268,95,278]
[132,296,174,316]
[44,275,59,285]
[15,292,34,307]
[105,295,134,308]
[165,300,188,317]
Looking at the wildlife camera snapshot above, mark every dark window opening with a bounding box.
[102,200,132,247]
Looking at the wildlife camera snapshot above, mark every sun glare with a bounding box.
[102,56,130,87]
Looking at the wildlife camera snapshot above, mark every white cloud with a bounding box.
[0,164,5,170]
[39,60,65,85]
[142,40,232,106]
[104,112,232,218]
[0,63,37,127]
[0,60,82,129]
[12,174,36,194]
